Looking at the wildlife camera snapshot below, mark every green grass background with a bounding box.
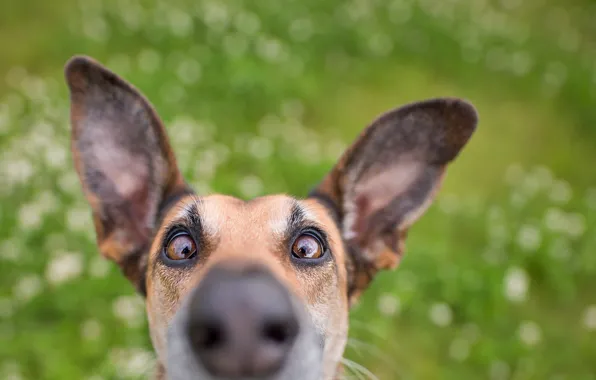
[1,0,596,379]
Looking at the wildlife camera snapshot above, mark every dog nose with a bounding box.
[187,266,300,378]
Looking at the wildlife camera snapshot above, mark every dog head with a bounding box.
[64,55,477,380]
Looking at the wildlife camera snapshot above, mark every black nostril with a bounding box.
[262,318,299,345]
[189,319,225,350]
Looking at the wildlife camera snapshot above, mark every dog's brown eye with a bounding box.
[292,234,323,259]
[165,234,197,260]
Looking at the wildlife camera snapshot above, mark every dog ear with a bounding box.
[309,98,478,305]
[65,55,190,293]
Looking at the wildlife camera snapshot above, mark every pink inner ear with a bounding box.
[88,124,149,198]
[343,160,423,241]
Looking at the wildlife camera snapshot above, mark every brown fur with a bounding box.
[64,55,477,379]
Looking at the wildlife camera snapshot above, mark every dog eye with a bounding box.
[291,234,323,259]
[165,234,197,260]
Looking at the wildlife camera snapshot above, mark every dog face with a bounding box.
[64,55,477,380]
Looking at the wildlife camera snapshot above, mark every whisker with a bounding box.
[341,358,367,380]
[347,320,409,379]
[347,337,399,371]
[341,357,379,380]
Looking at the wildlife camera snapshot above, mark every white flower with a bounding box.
[83,17,109,42]
[1,158,34,189]
[195,152,218,179]
[66,207,92,232]
[109,348,155,378]
[112,295,146,328]
[168,9,193,37]
[582,305,596,331]
[234,11,261,36]
[449,338,470,362]
[549,180,572,204]
[504,267,529,303]
[46,252,84,286]
[0,361,22,380]
[44,144,67,169]
[532,165,553,188]
[248,137,274,160]
[564,212,586,238]
[18,202,43,230]
[516,224,541,252]
[298,140,322,164]
[238,175,264,199]
[489,360,510,380]
[429,302,453,327]
[36,191,59,215]
[368,33,393,56]
[81,319,102,341]
[518,320,542,346]
[256,37,288,63]
[191,181,212,195]
[177,59,202,85]
[58,171,81,195]
[543,208,585,238]
[88,256,111,278]
[543,207,566,232]
[510,51,533,76]
[202,1,230,32]
[0,239,21,262]
[520,175,541,197]
[13,274,42,303]
[377,293,401,317]
[125,350,155,378]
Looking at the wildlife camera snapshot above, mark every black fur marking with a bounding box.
[120,243,150,296]
[307,189,342,225]
[156,184,195,228]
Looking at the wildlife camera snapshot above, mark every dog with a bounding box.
[64,55,477,380]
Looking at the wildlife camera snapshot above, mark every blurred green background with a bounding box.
[1,0,596,379]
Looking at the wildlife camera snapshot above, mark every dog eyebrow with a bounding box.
[287,200,306,233]
[284,200,329,242]
[160,197,203,235]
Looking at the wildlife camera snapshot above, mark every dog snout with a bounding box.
[187,266,300,378]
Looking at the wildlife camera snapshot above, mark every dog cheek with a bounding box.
[146,296,168,364]
[323,295,349,380]
[146,277,181,364]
